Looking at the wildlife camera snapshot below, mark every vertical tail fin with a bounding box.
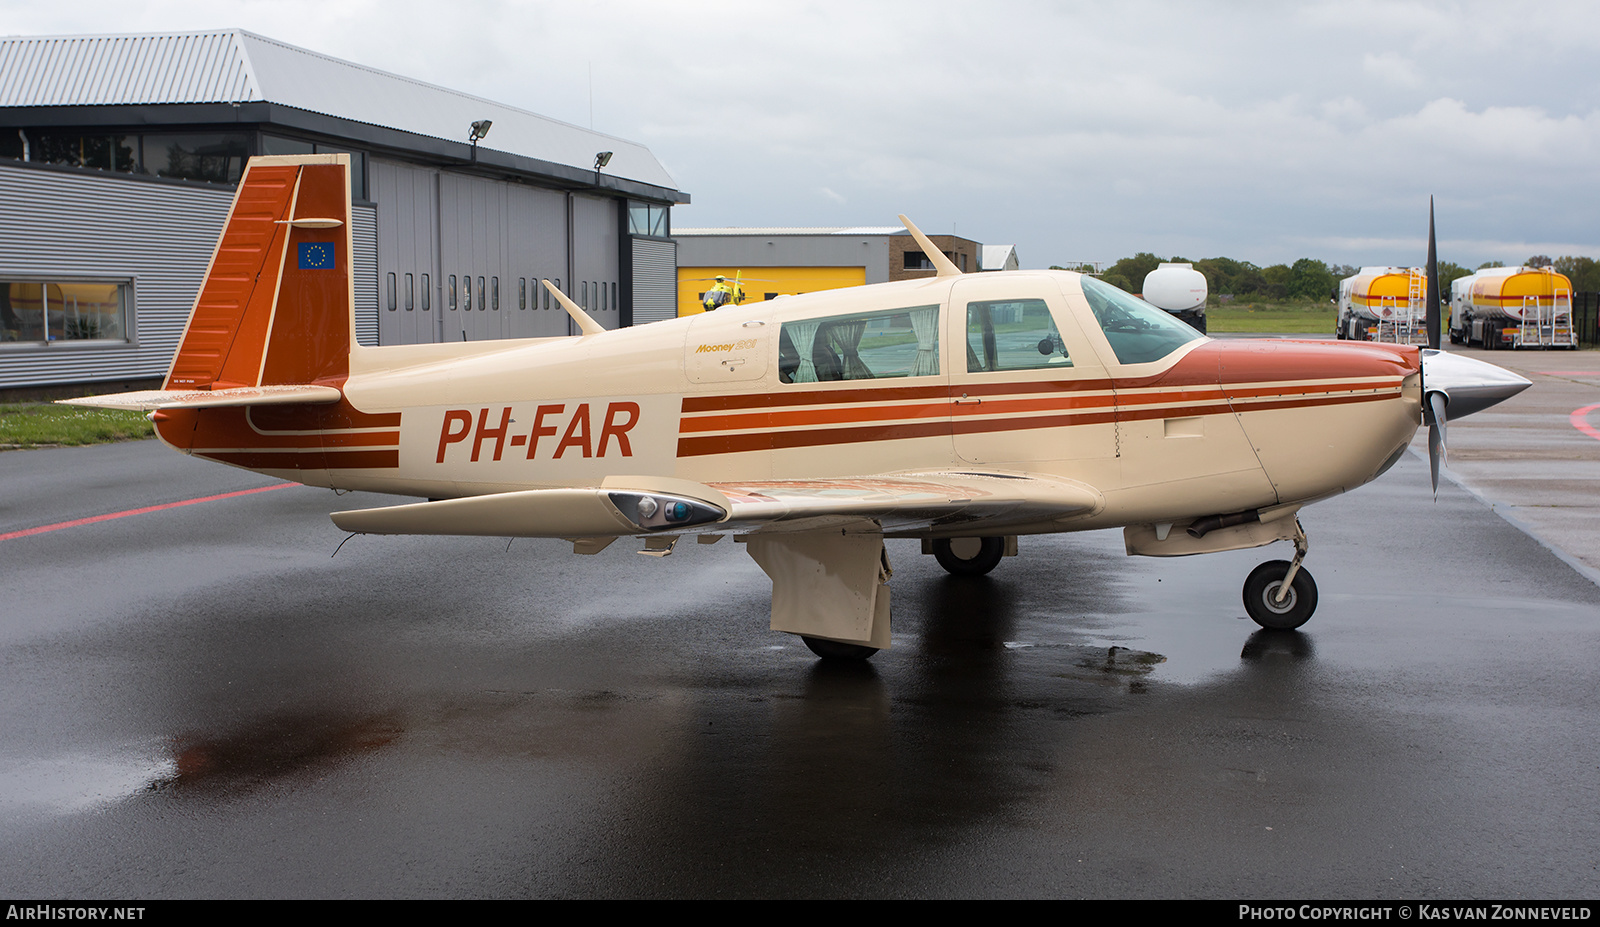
[165,154,354,391]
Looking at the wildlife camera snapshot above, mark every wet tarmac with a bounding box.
[2,430,1599,898]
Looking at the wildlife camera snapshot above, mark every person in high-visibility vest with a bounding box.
[703,275,735,311]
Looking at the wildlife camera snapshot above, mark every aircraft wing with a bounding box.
[57,385,343,411]
[330,471,1102,539]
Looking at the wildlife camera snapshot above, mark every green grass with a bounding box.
[1206,299,1337,333]
[0,402,154,448]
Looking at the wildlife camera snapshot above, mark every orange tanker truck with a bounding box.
[1335,266,1429,344]
[1449,265,1575,350]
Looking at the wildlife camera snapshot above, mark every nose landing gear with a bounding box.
[1243,522,1317,630]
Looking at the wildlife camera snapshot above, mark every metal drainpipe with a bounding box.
[17,129,29,161]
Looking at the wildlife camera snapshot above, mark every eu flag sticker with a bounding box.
[298,242,336,269]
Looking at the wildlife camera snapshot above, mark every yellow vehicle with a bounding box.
[1450,266,1575,349]
[1335,267,1429,344]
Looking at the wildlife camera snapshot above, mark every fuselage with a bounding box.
[154,270,1423,536]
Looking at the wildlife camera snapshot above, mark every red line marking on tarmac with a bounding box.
[0,483,292,542]
[1569,403,1600,443]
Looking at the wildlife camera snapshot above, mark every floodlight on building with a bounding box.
[594,151,613,170]
[470,120,493,142]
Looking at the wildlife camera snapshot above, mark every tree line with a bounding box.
[1052,253,1600,302]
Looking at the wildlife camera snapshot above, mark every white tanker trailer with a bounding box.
[1141,263,1208,332]
[1335,266,1428,344]
[1449,265,1575,350]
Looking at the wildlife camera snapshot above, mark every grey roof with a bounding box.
[674,226,908,236]
[0,29,678,190]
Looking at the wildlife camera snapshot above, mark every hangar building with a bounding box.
[673,227,992,317]
[0,29,687,394]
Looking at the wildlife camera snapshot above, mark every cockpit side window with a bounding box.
[779,305,939,384]
[1080,275,1204,365]
[965,298,1072,373]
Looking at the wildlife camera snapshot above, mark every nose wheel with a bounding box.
[1242,522,1317,630]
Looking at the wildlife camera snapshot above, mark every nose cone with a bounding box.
[1421,349,1532,420]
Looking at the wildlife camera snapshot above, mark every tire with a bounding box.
[801,635,878,661]
[932,537,1005,576]
[1242,560,1318,630]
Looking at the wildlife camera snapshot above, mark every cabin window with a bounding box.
[0,279,132,344]
[779,305,939,384]
[1080,275,1203,364]
[965,298,1071,372]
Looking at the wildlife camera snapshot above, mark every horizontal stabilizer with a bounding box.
[58,385,343,412]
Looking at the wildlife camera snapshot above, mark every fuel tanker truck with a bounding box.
[1335,266,1428,344]
[1141,262,1208,332]
[1449,265,1575,350]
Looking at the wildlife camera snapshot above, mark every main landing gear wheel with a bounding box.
[801,636,879,661]
[1243,560,1318,630]
[933,537,1005,576]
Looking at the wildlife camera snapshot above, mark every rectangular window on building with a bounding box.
[581,281,588,308]
[146,133,251,184]
[519,278,526,310]
[387,273,397,311]
[421,274,431,311]
[29,133,140,173]
[450,275,459,310]
[463,274,472,311]
[612,282,617,313]
[478,277,486,311]
[1,279,132,344]
[492,277,499,311]
[405,273,414,311]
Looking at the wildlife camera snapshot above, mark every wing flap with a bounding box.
[712,471,1102,534]
[329,471,1100,540]
[57,385,343,412]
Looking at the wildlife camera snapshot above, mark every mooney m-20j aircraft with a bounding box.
[68,155,1532,659]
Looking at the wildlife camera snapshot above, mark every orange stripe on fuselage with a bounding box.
[674,340,1418,457]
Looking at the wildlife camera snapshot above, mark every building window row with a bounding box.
[0,129,367,196]
[1,279,131,345]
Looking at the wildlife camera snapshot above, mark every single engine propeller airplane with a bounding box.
[65,156,1531,659]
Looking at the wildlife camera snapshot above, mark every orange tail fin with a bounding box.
[165,154,354,392]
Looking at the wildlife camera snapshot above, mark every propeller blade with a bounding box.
[1427,391,1449,496]
[1426,196,1441,350]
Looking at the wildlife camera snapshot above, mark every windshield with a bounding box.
[1079,274,1205,365]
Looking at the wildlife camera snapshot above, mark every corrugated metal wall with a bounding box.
[0,161,232,389]
[631,238,677,324]
[0,162,382,387]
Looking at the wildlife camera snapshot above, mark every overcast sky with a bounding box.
[6,0,1598,270]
